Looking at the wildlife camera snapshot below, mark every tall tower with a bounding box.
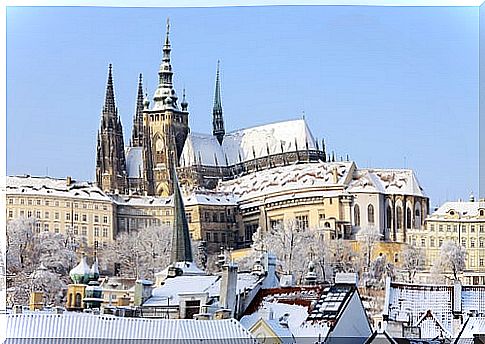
[95,64,127,194]
[131,74,144,147]
[143,18,190,196]
[212,61,225,145]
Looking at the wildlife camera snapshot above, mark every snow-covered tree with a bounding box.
[327,239,359,274]
[100,225,173,280]
[401,244,425,283]
[356,227,383,270]
[6,218,77,306]
[363,254,395,289]
[432,240,466,280]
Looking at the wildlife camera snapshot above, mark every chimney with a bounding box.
[452,280,462,315]
[66,176,72,187]
[262,253,278,289]
[134,279,153,306]
[220,262,238,317]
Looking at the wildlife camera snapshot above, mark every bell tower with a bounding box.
[143,19,190,196]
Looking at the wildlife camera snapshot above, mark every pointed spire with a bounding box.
[154,18,177,108]
[170,164,193,263]
[104,64,116,115]
[212,60,225,145]
[181,87,188,111]
[131,73,145,147]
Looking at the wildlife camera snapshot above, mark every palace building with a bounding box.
[7,20,430,256]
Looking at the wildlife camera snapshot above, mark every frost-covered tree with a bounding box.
[363,254,395,289]
[432,240,466,280]
[6,218,77,306]
[356,227,382,270]
[30,264,67,306]
[100,225,172,280]
[328,239,359,274]
[401,244,425,282]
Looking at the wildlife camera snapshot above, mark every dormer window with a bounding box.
[479,209,484,217]
[449,210,455,216]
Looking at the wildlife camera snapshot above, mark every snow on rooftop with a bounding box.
[217,161,353,202]
[5,312,257,343]
[184,192,238,206]
[455,317,485,344]
[348,169,426,197]
[6,176,110,201]
[125,147,144,178]
[431,201,485,218]
[180,119,317,167]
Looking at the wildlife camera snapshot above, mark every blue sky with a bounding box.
[7,5,478,206]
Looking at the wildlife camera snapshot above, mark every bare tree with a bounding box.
[356,227,382,270]
[401,244,425,283]
[432,240,466,280]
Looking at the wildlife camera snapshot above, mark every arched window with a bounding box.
[415,206,421,229]
[367,204,375,225]
[396,206,403,230]
[386,205,392,229]
[406,207,412,229]
[354,205,360,227]
[75,293,82,308]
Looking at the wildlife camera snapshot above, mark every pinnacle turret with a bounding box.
[212,60,225,145]
[131,74,145,147]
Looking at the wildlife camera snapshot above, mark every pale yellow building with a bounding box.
[407,198,485,285]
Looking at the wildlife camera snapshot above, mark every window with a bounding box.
[94,215,99,223]
[65,202,70,207]
[430,238,435,247]
[213,232,220,242]
[45,200,49,206]
[55,201,59,207]
[103,205,108,211]
[82,214,87,222]
[270,218,283,230]
[386,205,392,229]
[82,203,87,209]
[439,238,443,247]
[354,205,360,227]
[421,238,426,247]
[480,225,484,233]
[36,211,41,218]
[447,225,451,232]
[45,211,49,219]
[20,198,25,205]
[397,206,403,229]
[81,226,87,236]
[74,203,79,208]
[480,258,484,267]
[220,212,225,222]
[36,200,41,205]
[406,207,412,229]
[28,210,33,218]
[367,204,375,225]
[94,227,99,237]
[471,225,476,233]
[221,233,226,243]
[454,225,458,232]
[94,204,99,210]
[54,225,59,233]
[480,239,484,248]
[206,232,212,242]
[73,226,79,235]
[471,239,476,248]
[55,212,59,220]
[462,239,467,247]
[213,213,218,223]
[103,216,108,224]
[296,215,309,231]
[28,199,32,205]
[35,222,41,233]
[66,212,71,221]
[74,213,79,221]
[19,210,24,217]
[462,225,467,232]
[102,227,108,238]
[8,210,13,218]
[8,198,13,205]
[186,213,192,223]
[204,212,210,222]
[439,225,443,232]
[44,223,49,232]
[430,224,435,231]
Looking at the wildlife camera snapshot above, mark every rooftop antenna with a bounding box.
[302,111,305,120]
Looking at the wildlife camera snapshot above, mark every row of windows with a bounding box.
[411,236,485,248]
[355,204,423,229]
[205,231,234,243]
[8,198,109,210]
[32,222,109,237]
[203,211,235,223]
[429,223,485,233]
[8,209,110,223]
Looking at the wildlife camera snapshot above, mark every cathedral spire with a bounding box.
[104,64,116,116]
[153,17,177,109]
[131,73,144,147]
[170,163,193,263]
[212,60,225,145]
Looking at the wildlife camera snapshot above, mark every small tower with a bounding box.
[212,61,225,145]
[131,74,145,147]
[95,64,127,194]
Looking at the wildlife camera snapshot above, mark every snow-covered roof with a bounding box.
[144,272,263,307]
[430,201,485,219]
[386,282,485,338]
[6,176,110,201]
[5,312,257,343]
[180,119,317,167]
[348,169,426,197]
[125,147,144,178]
[111,194,172,207]
[454,317,485,344]
[184,192,238,206]
[217,161,354,203]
